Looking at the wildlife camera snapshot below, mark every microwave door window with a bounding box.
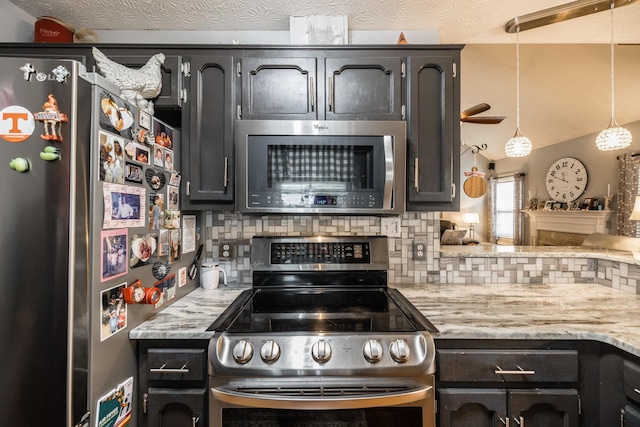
[246,134,386,210]
[268,144,370,191]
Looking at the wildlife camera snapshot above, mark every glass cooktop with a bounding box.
[208,287,437,334]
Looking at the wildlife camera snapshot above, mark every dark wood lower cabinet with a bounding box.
[146,388,206,427]
[439,389,507,427]
[133,337,640,427]
[138,340,209,427]
[439,388,579,427]
[509,389,579,427]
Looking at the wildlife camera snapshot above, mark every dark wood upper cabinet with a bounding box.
[181,54,235,209]
[406,53,460,212]
[324,56,403,121]
[239,53,404,121]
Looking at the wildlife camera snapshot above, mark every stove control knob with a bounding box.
[363,339,384,363]
[232,340,254,364]
[311,339,332,363]
[390,339,411,363]
[260,340,281,363]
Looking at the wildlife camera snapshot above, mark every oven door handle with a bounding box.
[211,385,433,410]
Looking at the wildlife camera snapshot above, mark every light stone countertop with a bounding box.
[129,287,246,340]
[131,282,640,358]
[440,243,638,264]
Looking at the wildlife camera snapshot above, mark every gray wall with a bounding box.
[442,145,491,241]
[494,119,640,244]
[0,0,34,42]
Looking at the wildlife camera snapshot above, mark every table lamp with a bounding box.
[462,212,480,240]
[629,196,640,221]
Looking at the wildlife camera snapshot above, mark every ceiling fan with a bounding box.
[460,103,506,124]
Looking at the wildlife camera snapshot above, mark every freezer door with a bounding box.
[0,57,90,427]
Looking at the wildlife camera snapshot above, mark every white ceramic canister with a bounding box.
[200,263,227,289]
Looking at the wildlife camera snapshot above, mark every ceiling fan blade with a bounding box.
[460,103,491,119]
[462,116,506,124]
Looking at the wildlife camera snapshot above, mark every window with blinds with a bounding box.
[495,176,516,242]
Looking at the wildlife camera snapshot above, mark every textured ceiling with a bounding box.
[9,0,640,43]
[9,0,640,159]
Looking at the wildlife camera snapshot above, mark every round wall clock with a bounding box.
[545,157,588,202]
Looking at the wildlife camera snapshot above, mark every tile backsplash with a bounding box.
[202,213,640,294]
[204,211,440,286]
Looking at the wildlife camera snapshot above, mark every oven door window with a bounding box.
[222,407,423,426]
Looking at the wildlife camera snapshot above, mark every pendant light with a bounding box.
[505,24,533,158]
[595,1,632,151]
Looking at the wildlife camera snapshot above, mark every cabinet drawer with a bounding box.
[147,348,206,382]
[624,361,640,404]
[438,349,578,383]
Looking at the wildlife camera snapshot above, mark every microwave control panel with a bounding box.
[249,193,381,209]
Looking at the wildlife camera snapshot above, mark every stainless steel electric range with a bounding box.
[207,236,437,427]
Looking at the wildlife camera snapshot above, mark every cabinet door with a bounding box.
[622,404,640,426]
[325,57,403,120]
[183,55,234,208]
[102,54,185,108]
[406,55,460,211]
[240,57,317,120]
[146,388,206,427]
[624,360,640,405]
[509,389,579,427]
[439,388,508,427]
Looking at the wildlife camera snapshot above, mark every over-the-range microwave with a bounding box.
[235,120,406,215]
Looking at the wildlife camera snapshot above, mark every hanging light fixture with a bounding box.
[505,24,533,158]
[595,2,632,151]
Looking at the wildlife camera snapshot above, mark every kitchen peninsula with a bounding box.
[439,243,640,294]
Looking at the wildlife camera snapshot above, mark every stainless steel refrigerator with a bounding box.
[0,56,199,427]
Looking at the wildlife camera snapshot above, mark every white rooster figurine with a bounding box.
[92,47,165,115]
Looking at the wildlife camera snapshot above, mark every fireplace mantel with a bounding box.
[524,209,614,245]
